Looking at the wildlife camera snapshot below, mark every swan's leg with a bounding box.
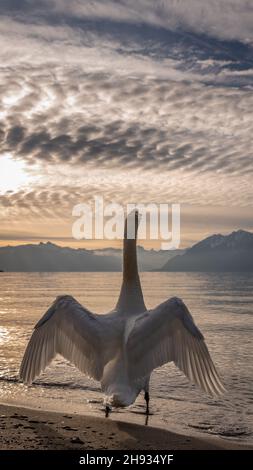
[144,376,150,416]
[105,405,111,418]
[144,391,150,415]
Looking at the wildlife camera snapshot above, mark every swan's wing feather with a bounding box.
[126,297,225,397]
[20,295,104,384]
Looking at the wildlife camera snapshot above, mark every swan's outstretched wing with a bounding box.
[126,297,225,397]
[20,295,105,384]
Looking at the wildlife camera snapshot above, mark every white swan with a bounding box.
[20,211,225,415]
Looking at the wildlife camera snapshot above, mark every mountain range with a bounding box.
[0,229,252,272]
[0,242,180,272]
[162,230,253,272]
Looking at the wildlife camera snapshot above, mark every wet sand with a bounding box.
[0,404,251,450]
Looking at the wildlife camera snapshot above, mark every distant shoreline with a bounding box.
[1,230,252,272]
[1,271,253,273]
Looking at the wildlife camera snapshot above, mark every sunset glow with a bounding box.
[0,0,252,248]
[0,154,30,192]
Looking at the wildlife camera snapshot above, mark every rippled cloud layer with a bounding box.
[0,1,252,246]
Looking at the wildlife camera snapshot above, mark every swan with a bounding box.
[20,211,225,416]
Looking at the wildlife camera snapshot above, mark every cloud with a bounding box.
[1,68,252,178]
[1,1,253,44]
[0,1,252,75]
[0,1,252,246]
[1,176,252,248]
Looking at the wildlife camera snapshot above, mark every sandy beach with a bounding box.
[0,403,250,450]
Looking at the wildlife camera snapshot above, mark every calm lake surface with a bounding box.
[0,272,252,445]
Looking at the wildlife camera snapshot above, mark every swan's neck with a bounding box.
[116,215,146,314]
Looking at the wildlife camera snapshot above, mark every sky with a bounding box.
[0,0,252,249]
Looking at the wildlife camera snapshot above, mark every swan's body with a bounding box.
[20,212,225,413]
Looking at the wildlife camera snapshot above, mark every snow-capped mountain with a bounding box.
[162,230,253,271]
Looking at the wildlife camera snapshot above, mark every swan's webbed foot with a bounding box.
[105,405,111,418]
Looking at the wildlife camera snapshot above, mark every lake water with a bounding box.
[0,272,252,446]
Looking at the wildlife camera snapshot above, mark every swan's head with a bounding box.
[124,210,141,240]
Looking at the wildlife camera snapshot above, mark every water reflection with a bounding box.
[0,272,252,444]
